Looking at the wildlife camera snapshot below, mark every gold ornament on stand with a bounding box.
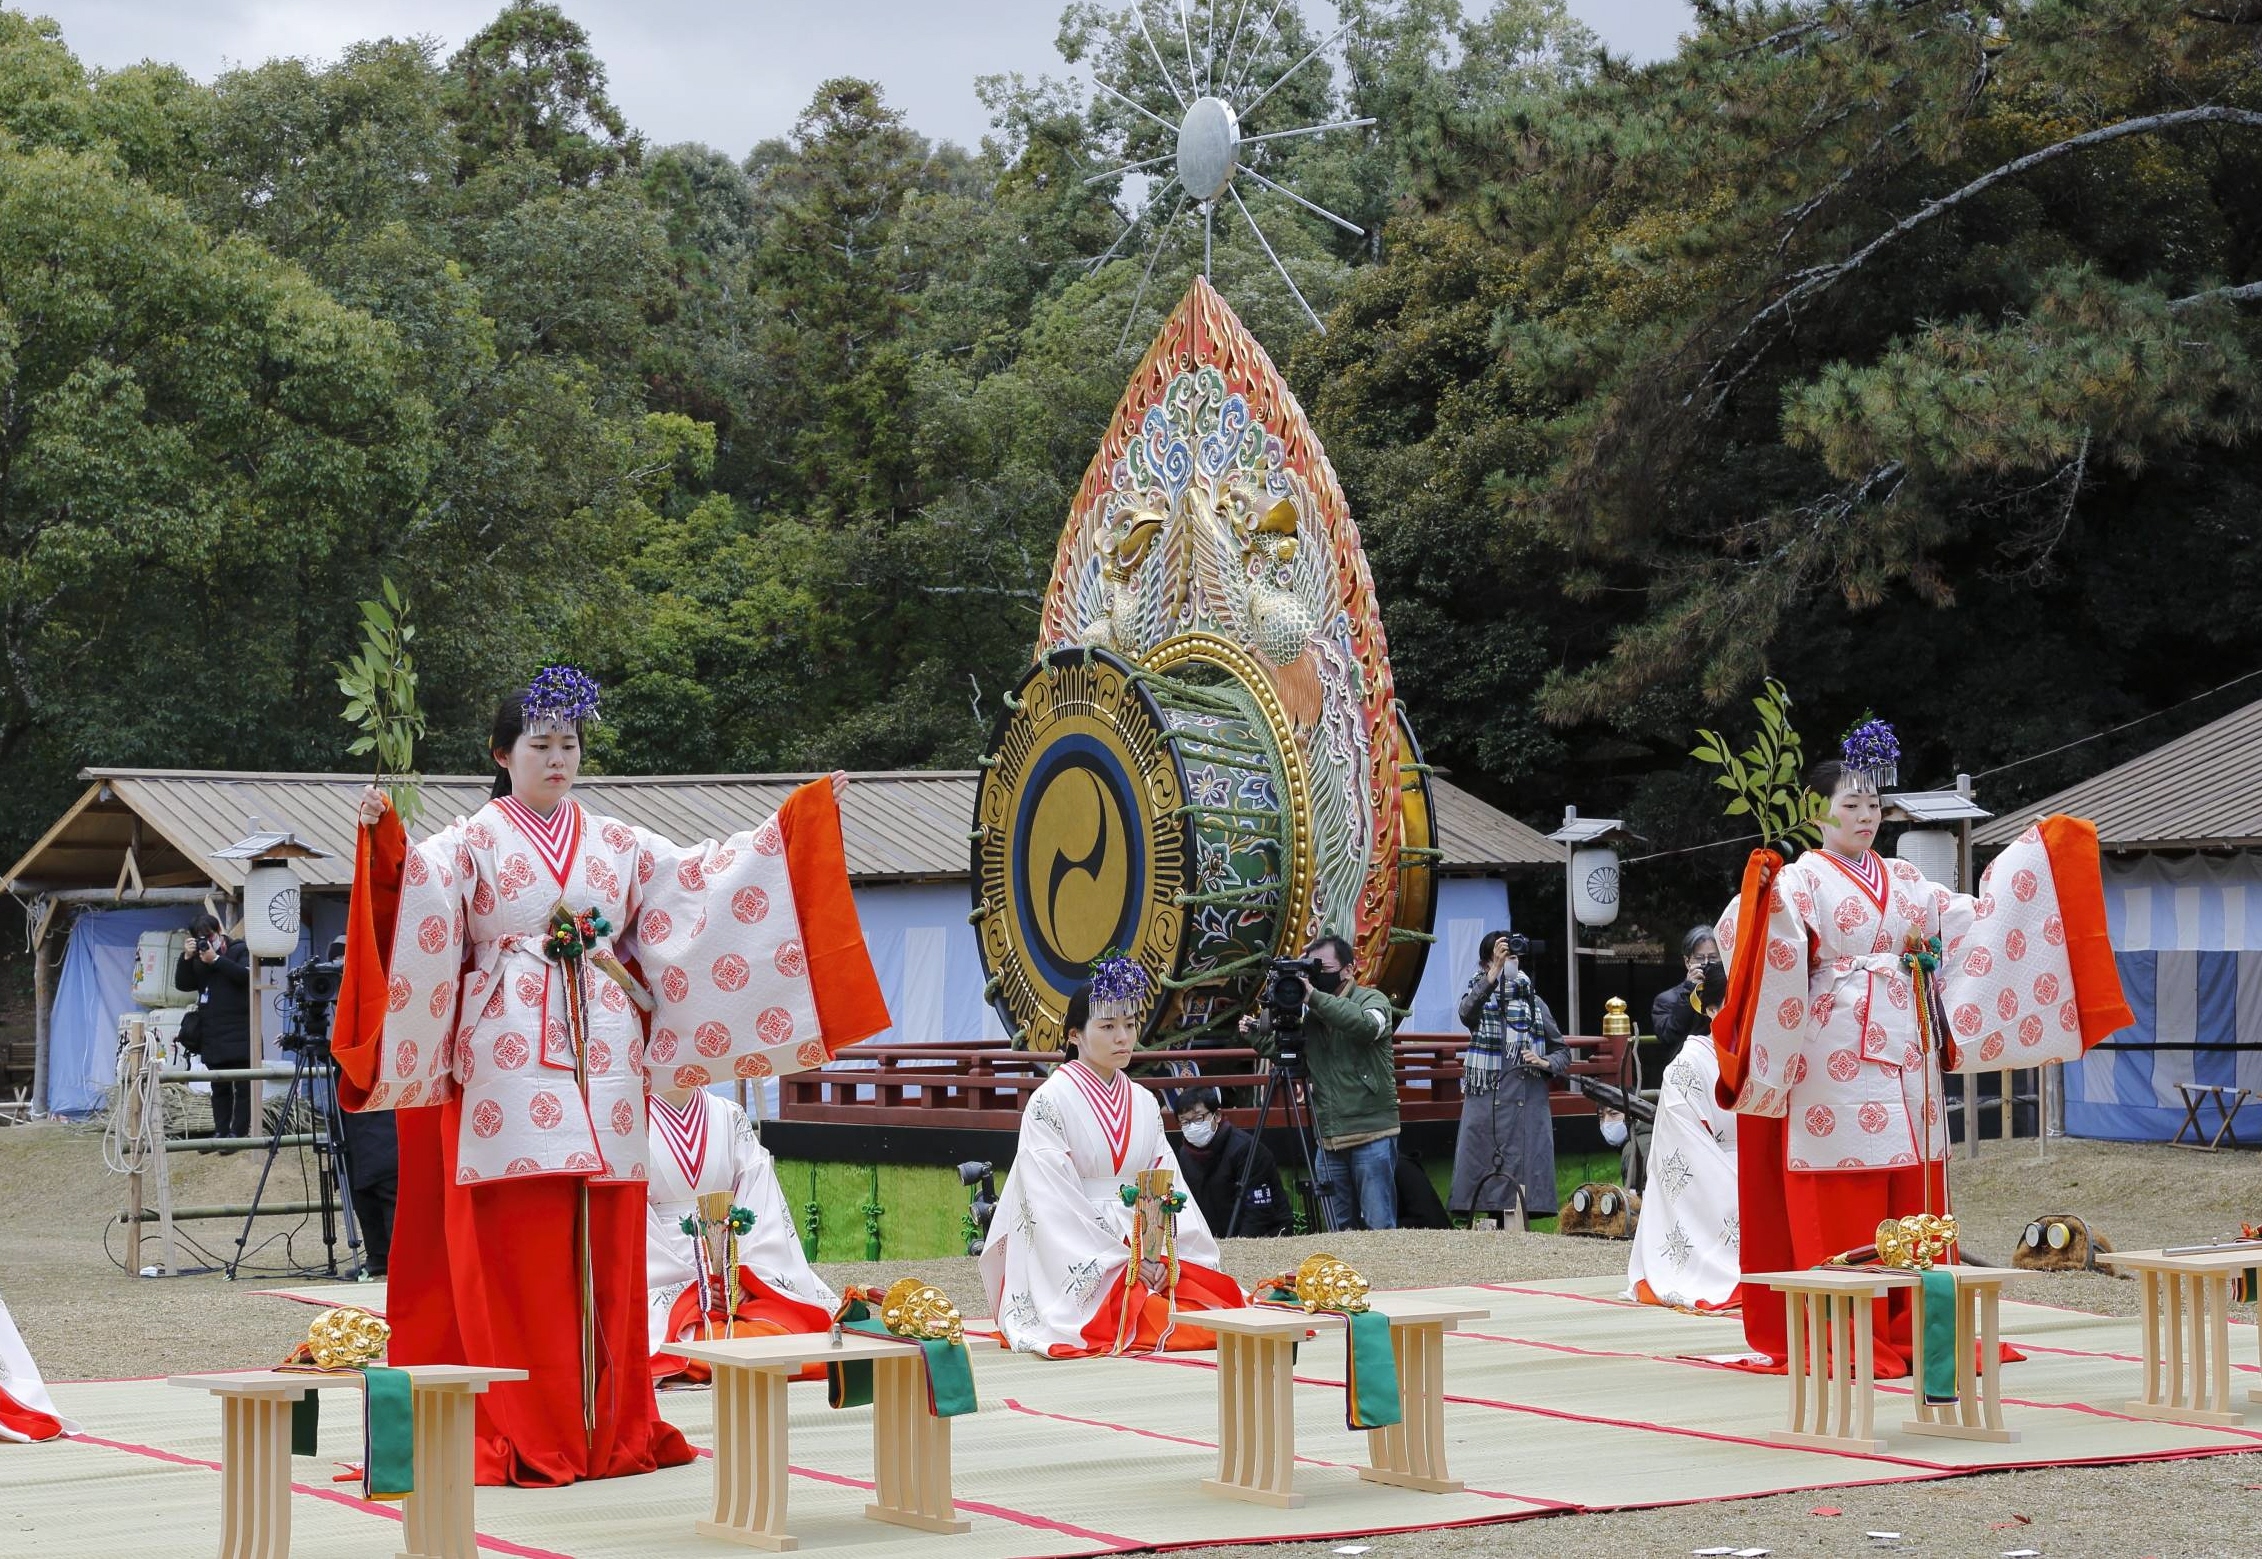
[1260,1253,1373,1314]
[283,1306,391,1370]
[1601,997,1634,1039]
[1875,1213,1958,1270]
[879,1278,965,1347]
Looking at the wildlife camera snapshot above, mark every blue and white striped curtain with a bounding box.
[2062,853,2262,1140]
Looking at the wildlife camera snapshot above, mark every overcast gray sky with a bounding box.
[28,1,1693,155]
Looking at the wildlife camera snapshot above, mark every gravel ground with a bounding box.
[5,1120,2258,1555]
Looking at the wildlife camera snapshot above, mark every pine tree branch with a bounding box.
[2169,278,2262,309]
[1698,105,2262,414]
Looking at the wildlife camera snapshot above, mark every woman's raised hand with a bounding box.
[830,770,849,804]
[356,786,392,828]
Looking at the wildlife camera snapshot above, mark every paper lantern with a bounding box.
[1571,845,1620,927]
[243,861,302,958]
[1895,828,1959,892]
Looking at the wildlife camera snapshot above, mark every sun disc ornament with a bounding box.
[1083,5,1375,337]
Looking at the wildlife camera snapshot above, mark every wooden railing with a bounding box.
[776,1033,1631,1135]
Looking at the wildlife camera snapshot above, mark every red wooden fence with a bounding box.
[776,1033,1631,1134]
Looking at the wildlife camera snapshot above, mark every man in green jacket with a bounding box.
[1242,935,1401,1231]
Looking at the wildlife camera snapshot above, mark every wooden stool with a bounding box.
[1358,1295,1490,1494]
[1200,1295,1489,1508]
[2171,1084,2252,1151]
[1903,1264,2031,1444]
[168,1364,525,1559]
[2103,1246,2262,1427]
[1750,1269,1917,1454]
[672,1331,998,1550]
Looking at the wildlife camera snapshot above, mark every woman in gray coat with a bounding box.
[1451,931,1568,1222]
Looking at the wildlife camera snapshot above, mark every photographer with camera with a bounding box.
[1241,935,1401,1231]
[175,914,255,1146]
[1652,925,1726,1047]
[1451,931,1567,1224]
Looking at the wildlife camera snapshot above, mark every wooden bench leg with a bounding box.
[1360,1321,1461,1494]
[2123,1270,2247,1427]
[218,1395,295,1559]
[696,1366,797,1551]
[396,1384,482,1559]
[1204,1332,1304,1508]
[1767,1288,1887,1454]
[864,1354,970,1534]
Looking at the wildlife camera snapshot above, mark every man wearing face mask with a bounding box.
[1242,935,1401,1231]
[1174,1089,1293,1238]
[1452,931,1568,1225]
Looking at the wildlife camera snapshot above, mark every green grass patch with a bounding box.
[771,1159,977,1263]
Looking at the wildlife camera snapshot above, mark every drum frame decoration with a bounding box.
[975,279,1437,1052]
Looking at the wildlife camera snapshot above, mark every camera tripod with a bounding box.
[1226,1049,1337,1237]
[227,1043,366,1281]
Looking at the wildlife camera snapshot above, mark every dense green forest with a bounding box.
[1,0,2257,941]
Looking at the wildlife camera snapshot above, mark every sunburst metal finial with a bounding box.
[1083,2,1374,344]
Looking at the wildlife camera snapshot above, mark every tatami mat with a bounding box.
[19,1281,2260,1557]
[250,1280,388,1312]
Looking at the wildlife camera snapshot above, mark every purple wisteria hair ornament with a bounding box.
[523,664,602,732]
[1840,716,1900,791]
[1087,949,1152,1018]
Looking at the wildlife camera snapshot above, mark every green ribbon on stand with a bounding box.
[1260,1287,1402,1431]
[288,1366,415,1500]
[824,1297,978,1419]
[2238,1268,2258,1305]
[1917,1269,1958,1405]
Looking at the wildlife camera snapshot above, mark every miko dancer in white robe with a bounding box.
[0,1292,75,1443]
[645,1085,839,1383]
[1624,1028,1740,1310]
[1714,724,2130,1375]
[980,959,1245,1358]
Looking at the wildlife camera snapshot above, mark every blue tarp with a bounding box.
[2063,950,2262,1141]
[48,901,346,1116]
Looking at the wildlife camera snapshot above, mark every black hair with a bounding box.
[1181,1087,1223,1116]
[1061,983,1092,1058]
[1307,933,1355,969]
[191,913,224,937]
[1804,758,1869,799]
[489,692,584,799]
[1681,925,1719,960]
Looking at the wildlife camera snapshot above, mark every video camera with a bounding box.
[280,938,348,1055]
[1259,956,1326,1076]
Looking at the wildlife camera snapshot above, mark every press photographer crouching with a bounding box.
[1242,936,1401,1231]
[176,915,254,1145]
[1175,1088,1292,1238]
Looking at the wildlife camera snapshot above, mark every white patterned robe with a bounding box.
[0,1292,74,1442]
[1718,826,2098,1171]
[979,1064,1233,1356]
[350,797,829,1186]
[644,1091,838,1352]
[1624,1035,1740,1309]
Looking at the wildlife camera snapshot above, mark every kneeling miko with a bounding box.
[980,956,1245,1357]
[647,1085,839,1382]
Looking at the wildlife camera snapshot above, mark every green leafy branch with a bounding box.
[1692,678,1828,853]
[337,578,428,829]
